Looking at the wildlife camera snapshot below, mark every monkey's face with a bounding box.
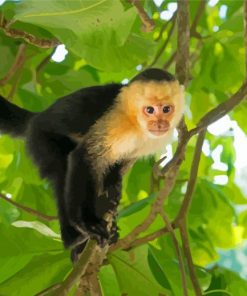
[122,80,184,138]
[142,104,174,136]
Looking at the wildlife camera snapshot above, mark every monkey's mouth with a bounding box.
[148,128,169,136]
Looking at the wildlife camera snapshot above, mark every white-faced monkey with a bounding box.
[0,68,184,255]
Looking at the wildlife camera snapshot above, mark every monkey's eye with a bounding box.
[163,105,172,114]
[145,106,155,114]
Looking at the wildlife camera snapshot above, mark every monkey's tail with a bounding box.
[0,95,35,137]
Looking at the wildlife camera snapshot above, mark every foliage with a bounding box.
[0,0,247,295]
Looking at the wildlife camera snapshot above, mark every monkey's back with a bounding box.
[31,83,123,136]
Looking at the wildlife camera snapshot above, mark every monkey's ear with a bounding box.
[180,84,185,91]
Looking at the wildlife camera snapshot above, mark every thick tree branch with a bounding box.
[53,240,98,296]
[0,17,60,48]
[176,0,190,85]
[0,193,57,221]
[128,0,155,32]
[163,0,205,71]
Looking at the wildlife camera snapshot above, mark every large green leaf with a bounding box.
[0,224,64,284]
[10,0,156,70]
[0,253,71,296]
[108,246,171,296]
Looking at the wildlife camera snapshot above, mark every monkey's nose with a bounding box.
[157,120,169,129]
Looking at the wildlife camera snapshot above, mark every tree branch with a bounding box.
[128,0,155,32]
[176,0,190,85]
[0,17,60,48]
[53,240,98,296]
[36,48,56,74]
[0,193,57,222]
[155,12,177,42]
[175,130,206,223]
[163,0,205,71]
[175,131,206,296]
[190,81,247,136]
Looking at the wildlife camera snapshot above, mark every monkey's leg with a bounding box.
[27,129,83,248]
[65,143,109,245]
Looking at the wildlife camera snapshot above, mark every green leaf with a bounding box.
[11,0,156,71]
[0,253,71,296]
[99,265,121,296]
[108,246,171,296]
[12,220,60,238]
[0,224,64,284]
[206,267,247,296]
[122,159,153,203]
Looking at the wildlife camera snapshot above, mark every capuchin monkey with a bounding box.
[0,68,184,255]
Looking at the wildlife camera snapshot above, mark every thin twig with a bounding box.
[0,44,26,85]
[35,283,61,296]
[155,11,177,42]
[160,210,188,296]
[163,51,177,69]
[0,17,60,48]
[7,68,24,100]
[36,48,56,83]
[128,0,155,32]
[36,48,56,74]
[179,222,202,296]
[150,13,177,67]
[190,0,206,38]
[0,193,57,221]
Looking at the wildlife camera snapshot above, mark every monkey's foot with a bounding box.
[72,220,109,246]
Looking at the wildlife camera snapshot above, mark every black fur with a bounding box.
[0,84,123,252]
[0,69,174,258]
[0,95,34,137]
[130,68,175,83]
